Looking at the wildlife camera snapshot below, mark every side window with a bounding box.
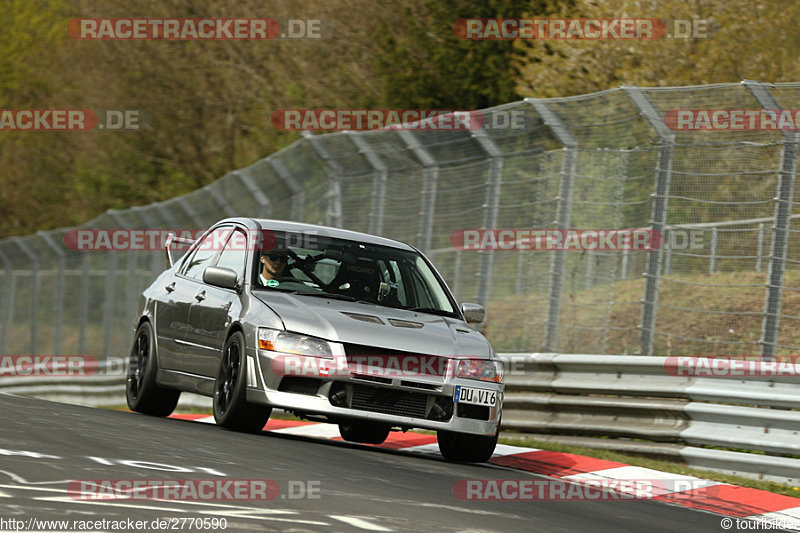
[215,229,247,279]
[181,227,231,280]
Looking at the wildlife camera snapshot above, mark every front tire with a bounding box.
[126,321,180,416]
[213,331,271,433]
[437,430,498,463]
[338,420,391,444]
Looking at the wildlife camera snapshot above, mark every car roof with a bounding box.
[216,217,418,252]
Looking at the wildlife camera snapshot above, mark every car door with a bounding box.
[172,226,232,374]
[153,269,196,371]
[183,227,247,378]
[153,233,221,371]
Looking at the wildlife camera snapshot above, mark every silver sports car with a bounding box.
[127,218,503,462]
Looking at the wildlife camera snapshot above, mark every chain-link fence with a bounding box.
[2,80,800,360]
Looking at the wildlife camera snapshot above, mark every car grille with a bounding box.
[328,383,453,421]
[351,385,427,417]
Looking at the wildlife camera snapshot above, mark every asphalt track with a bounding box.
[0,394,755,532]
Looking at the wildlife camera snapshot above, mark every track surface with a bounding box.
[0,394,749,531]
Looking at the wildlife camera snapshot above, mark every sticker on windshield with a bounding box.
[265,279,279,287]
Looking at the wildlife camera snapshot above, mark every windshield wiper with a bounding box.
[404,306,457,317]
[296,292,359,302]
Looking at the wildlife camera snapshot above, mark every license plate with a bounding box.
[454,385,497,407]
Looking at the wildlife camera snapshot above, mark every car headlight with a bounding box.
[455,359,503,383]
[258,328,333,357]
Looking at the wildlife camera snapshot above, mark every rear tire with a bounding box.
[338,420,391,444]
[126,321,180,416]
[213,331,271,433]
[437,430,498,463]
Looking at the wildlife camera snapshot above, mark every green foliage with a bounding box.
[374,0,536,109]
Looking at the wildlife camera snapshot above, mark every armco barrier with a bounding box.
[1,353,797,485]
[500,354,800,485]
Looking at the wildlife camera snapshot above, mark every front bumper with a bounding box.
[245,348,503,436]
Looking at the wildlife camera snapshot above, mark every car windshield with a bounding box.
[253,234,457,317]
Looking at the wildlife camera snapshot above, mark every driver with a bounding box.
[259,247,290,285]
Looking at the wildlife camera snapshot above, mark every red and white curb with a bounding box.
[170,414,800,529]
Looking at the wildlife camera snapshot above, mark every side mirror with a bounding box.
[460,303,485,324]
[203,266,239,290]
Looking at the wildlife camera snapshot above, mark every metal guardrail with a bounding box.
[1,354,798,485]
[499,354,800,485]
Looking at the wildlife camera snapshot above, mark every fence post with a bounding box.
[0,246,13,354]
[347,132,388,235]
[396,130,438,253]
[269,159,306,222]
[527,98,578,352]
[109,211,139,355]
[472,127,504,312]
[756,222,765,272]
[662,229,672,275]
[585,250,595,289]
[102,250,118,358]
[154,201,182,232]
[11,238,39,354]
[623,86,675,357]
[709,227,718,274]
[452,250,463,298]
[302,131,343,228]
[130,205,164,279]
[38,232,66,356]
[233,170,272,220]
[203,183,238,218]
[78,253,90,356]
[744,81,798,360]
[621,248,630,280]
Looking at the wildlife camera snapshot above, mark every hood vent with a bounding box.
[388,318,424,329]
[342,312,384,324]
